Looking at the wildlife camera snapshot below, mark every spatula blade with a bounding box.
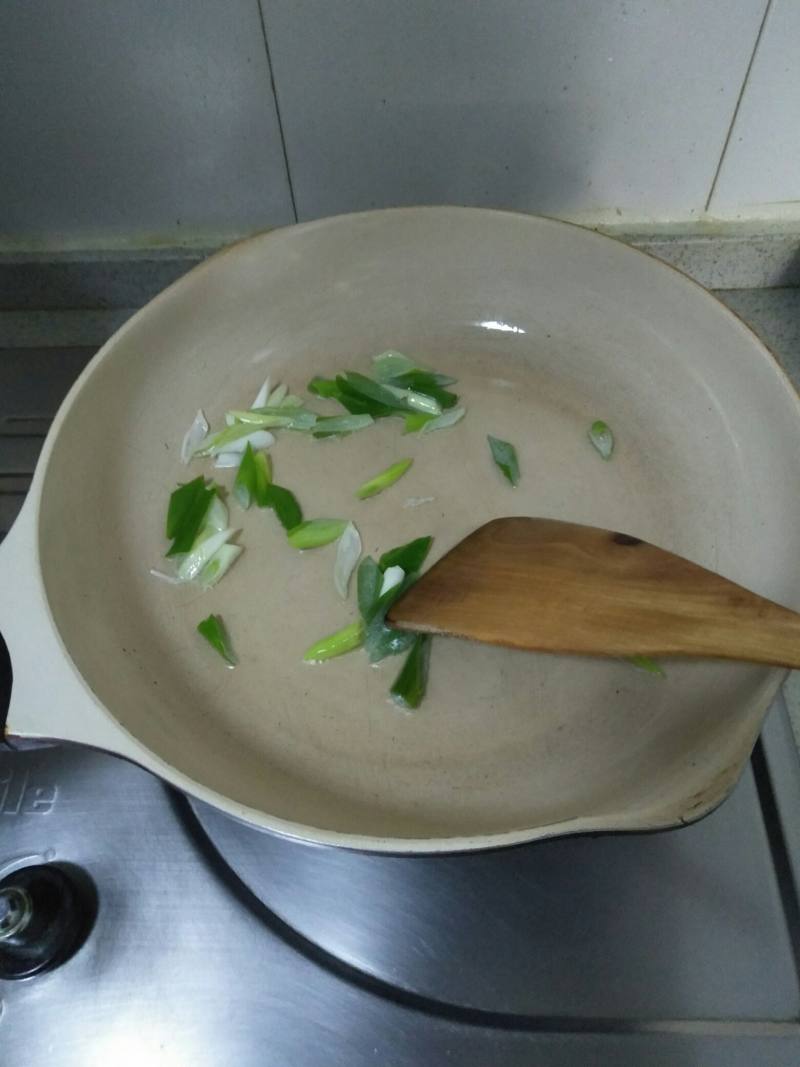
[387,517,800,667]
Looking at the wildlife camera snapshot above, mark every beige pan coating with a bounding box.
[3,207,800,852]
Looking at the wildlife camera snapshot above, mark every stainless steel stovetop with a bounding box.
[3,344,800,1065]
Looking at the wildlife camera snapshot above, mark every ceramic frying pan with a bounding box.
[2,207,800,853]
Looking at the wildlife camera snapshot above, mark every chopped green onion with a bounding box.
[252,377,270,409]
[386,371,458,409]
[588,420,614,460]
[262,484,303,531]
[228,407,318,431]
[267,383,288,406]
[356,458,414,500]
[166,477,217,557]
[356,556,415,662]
[378,536,433,575]
[390,369,457,389]
[357,556,383,622]
[628,655,666,678]
[312,413,374,438]
[334,522,361,598]
[488,435,520,487]
[227,409,295,428]
[308,376,342,399]
[418,406,466,434]
[382,382,441,416]
[205,495,229,532]
[198,544,242,589]
[336,373,406,416]
[304,620,365,662]
[176,527,235,582]
[364,620,416,663]
[372,350,418,381]
[403,412,437,434]
[287,518,349,550]
[194,423,275,456]
[390,634,432,709]
[180,409,209,464]
[197,614,237,667]
[234,443,272,509]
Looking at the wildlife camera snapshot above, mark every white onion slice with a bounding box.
[379,565,405,598]
[214,452,242,469]
[180,409,208,464]
[177,528,235,582]
[333,522,361,599]
[252,377,271,409]
[206,496,229,532]
[198,544,243,589]
[149,568,181,585]
[210,429,275,459]
[419,406,465,434]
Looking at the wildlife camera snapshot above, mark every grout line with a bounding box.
[256,1,299,223]
[705,0,774,212]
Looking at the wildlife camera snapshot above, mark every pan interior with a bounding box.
[36,210,800,843]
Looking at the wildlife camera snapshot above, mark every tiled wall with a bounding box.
[0,0,794,247]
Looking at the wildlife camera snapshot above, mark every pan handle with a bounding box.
[0,495,144,762]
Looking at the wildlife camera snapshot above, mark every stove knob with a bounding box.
[0,864,95,980]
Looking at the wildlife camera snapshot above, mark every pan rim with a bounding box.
[25,206,798,852]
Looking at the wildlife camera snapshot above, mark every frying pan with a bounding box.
[2,207,800,854]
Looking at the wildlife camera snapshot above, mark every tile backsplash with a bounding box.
[0,0,794,248]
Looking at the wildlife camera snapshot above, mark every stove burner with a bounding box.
[189,751,799,1022]
[0,863,96,980]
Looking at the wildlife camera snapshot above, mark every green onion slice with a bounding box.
[372,350,418,381]
[197,614,237,667]
[312,414,374,438]
[357,556,383,622]
[403,412,436,434]
[382,383,441,416]
[356,458,413,500]
[304,620,365,662]
[166,477,217,556]
[390,634,432,709]
[308,376,342,399]
[287,518,349,549]
[386,371,458,409]
[378,536,433,575]
[488,435,520,487]
[418,406,465,434]
[628,655,666,678]
[336,373,408,415]
[364,620,416,663]
[234,443,272,509]
[263,484,303,531]
[588,420,614,460]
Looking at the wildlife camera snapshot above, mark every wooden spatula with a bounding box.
[386,517,800,668]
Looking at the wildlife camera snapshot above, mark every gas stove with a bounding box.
[3,335,800,1065]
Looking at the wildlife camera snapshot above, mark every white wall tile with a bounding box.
[709,0,800,217]
[0,1,294,245]
[262,0,767,223]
